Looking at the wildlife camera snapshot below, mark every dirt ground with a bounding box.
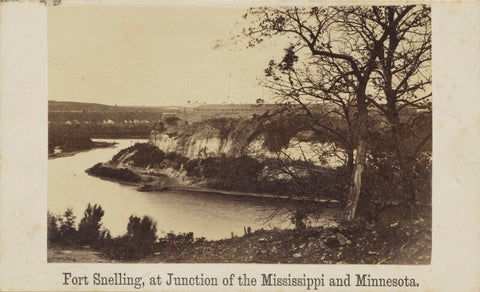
[48,245,116,263]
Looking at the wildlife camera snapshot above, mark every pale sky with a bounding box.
[48,6,285,106]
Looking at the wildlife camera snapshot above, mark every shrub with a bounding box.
[102,215,158,260]
[78,203,105,246]
[112,143,166,168]
[203,117,238,139]
[291,209,308,230]
[184,158,201,177]
[165,232,194,245]
[47,211,60,244]
[360,150,432,223]
[164,152,189,170]
[156,232,200,255]
[86,163,141,182]
[58,208,77,245]
[127,215,157,254]
[102,235,139,260]
[165,116,181,126]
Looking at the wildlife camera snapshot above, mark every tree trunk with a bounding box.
[346,148,354,173]
[345,138,367,221]
[345,94,368,222]
[386,92,403,159]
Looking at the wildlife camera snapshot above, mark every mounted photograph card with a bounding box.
[0,0,479,291]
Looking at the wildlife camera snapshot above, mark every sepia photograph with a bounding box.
[46,4,432,264]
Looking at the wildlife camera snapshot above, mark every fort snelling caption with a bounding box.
[62,272,419,289]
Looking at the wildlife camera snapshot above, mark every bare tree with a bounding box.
[344,6,432,158]
[340,6,432,208]
[240,5,431,221]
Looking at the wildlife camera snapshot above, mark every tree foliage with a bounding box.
[58,208,77,244]
[78,203,105,245]
[126,215,158,257]
[47,211,60,244]
[47,205,160,260]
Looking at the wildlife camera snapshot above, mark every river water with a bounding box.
[48,139,336,240]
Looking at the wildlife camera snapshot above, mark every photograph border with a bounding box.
[1,0,479,291]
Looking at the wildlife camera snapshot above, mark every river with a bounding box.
[48,139,337,240]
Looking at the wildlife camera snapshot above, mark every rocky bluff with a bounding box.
[148,117,345,168]
[90,116,349,202]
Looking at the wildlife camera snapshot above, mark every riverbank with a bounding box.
[48,219,431,264]
[86,162,341,206]
[165,185,341,204]
[85,142,346,204]
[48,141,116,159]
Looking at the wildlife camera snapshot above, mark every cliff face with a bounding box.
[150,124,346,168]
[152,133,235,159]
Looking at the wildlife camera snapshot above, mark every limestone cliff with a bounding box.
[149,119,346,168]
[151,133,235,159]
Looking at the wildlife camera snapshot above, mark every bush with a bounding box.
[78,203,105,246]
[127,215,157,253]
[48,204,110,247]
[184,158,201,177]
[164,152,189,170]
[291,209,309,230]
[112,143,166,168]
[48,206,161,260]
[165,116,181,126]
[47,211,60,244]
[58,208,78,245]
[102,235,139,260]
[155,232,201,255]
[86,163,141,182]
[102,215,158,260]
[203,118,238,139]
[165,232,194,245]
[360,151,432,223]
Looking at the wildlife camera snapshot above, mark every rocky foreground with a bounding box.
[48,219,431,264]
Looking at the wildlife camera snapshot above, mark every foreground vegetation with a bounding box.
[48,204,160,261]
[48,204,430,264]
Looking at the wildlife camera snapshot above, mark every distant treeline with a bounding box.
[48,124,94,154]
[49,100,165,113]
[49,111,162,124]
[48,123,153,154]
[48,100,168,153]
